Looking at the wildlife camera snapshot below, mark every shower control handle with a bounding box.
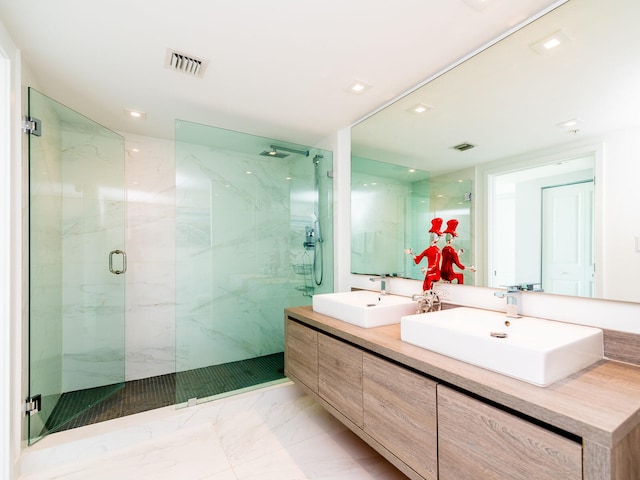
[109,249,127,274]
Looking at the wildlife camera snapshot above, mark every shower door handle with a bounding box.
[109,250,127,274]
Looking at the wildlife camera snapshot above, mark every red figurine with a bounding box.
[440,219,476,284]
[405,218,443,291]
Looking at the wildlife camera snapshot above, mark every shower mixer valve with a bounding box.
[304,226,316,250]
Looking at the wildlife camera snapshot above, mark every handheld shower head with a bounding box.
[311,213,322,242]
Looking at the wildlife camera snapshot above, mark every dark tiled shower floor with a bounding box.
[44,352,285,435]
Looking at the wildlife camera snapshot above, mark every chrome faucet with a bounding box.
[494,286,520,318]
[369,275,387,295]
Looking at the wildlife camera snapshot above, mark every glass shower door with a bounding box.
[175,120,333,406]
[28,88,126,444]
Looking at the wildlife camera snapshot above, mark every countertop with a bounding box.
[285,305,640,449]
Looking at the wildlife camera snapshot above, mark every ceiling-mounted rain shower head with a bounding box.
[259,147,289,158]
[261,144,309,157]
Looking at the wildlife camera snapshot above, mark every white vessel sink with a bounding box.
[401,307,603,386]
[312,291,418,328]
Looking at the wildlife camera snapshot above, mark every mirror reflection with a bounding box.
[351,157,473,285]
[489,154,594,297]
[351,0,640,303]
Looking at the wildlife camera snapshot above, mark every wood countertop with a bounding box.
[285,305,640,449]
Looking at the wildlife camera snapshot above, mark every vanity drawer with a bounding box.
[318,333,363,427]
[438,385,582,480]
[284,318,318,393]
[363,352,438,480]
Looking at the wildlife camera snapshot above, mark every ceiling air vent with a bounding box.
[165,49,208,78]
[452,142,475,152]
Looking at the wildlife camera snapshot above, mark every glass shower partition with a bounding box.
[175,120,333,405]
[28,88,126,444]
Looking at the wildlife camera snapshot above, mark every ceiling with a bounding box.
[351,0,640,175]
[0,0,560,146]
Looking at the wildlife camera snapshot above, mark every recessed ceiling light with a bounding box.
[346,80,372,95]
[408,103,433,114]
[543,38,561,49]
[125,108,146,120]
[408,169,416,173]
[556,117,583,129]
[530,30,570,55]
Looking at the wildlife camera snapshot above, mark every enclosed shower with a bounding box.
[175,120,333,406]
[27,89,333,444]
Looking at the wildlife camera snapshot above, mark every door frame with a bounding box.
[482,144,602,294]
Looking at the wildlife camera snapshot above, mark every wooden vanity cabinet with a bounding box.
[284,318,318,393]
[363,352,438,480]
[318,334,363,427]
[437,385,582,480]
[285,314,593,480]
[285,307,640,480]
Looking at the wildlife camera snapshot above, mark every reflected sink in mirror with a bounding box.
[401,307,603,386]
[312,290,418,328]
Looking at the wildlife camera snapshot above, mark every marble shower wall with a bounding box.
[175,124,332,374]
[60,125,126,391]
[351,169,411,275]
[123,133,176,381]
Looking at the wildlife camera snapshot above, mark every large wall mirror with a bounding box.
[351,0,640,304]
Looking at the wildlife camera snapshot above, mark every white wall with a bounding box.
[0,18,22,480]
[600,127,640,302]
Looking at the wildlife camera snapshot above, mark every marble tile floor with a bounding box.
[19,381,409,480]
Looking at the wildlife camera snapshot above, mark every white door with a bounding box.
[541,181,594,297]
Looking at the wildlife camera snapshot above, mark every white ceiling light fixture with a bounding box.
[408,103,434,114]
[556,117,583,129]
[530,30,570,55]
[125,108,146,120]
[556,117,583,134]
[346,80,372,95]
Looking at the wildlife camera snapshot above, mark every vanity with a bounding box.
[284,305,640,480]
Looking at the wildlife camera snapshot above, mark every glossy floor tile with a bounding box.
[19,382,408,480]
